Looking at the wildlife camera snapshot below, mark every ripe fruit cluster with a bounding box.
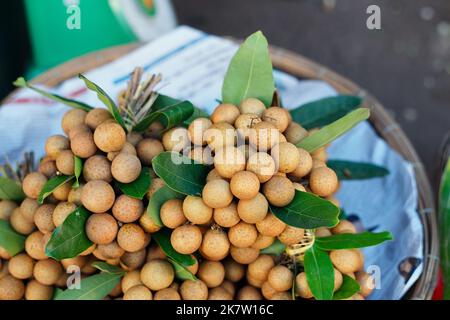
[0,98,374,301]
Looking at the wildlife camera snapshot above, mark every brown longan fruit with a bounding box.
[291,148,313,178]
[220,280,236,296]
[201,229,230,261]
[136,138,164,166]
[230,246,259,265]
[141,259,174,291]
[121,270,143,293]
[234,113,262,140]
[68,123,91,141]
[86,213,118,245]
[311,147,328,162]
[271,291,292,300]
[112,195,144,223]
[81,180,115,213]
[85,108,112,129]
[34,204,56,233]
[53,202,77,227]
[146,178,165,198]
[228,222,257,248]
[62,109,87,135]
[261,281,278,299]
[96,241,125,260]
[188,117,212,146]
[39,159,57,178]
[256,213,286,237]
[202,179,233,209]
[111,153,142,183]
[23,172,48,199]
[247,272,264,288]
[33,259,63,285]
[330,249,364,274]
[230,171,260,200]
[180,279,208,300]
[272,142,300,173]
[25,231,47,260]
[154,287,181,300]
[55,150,75,175]
[139,214,161,234]
[70,130,98,158]
[213,146,246,179]
[25,279,53,300]
[123,285,153,300]
[309,167,339,197]
[127,132,143,146]
[0,275,25,300]
[0,200,18,220]
[162,127,190,152]
[262,107,291,132]
[251,234,275,250]
[188,146,213,165]
[246,152,276,183]
[295,272,313,298]
[263,175,295,207]
[10,208,35,235]
[182,196,213,225]
[239,98,266,117]
[171,225,202,255]
[8,253,34,279]
[236,285,262,300]
[107,142,137,162]
[331,220,356,234]
[208,287,233,300]
[213,203,240,228]
[52,181,72,201]
[45,135,69,159]
[198,260,225,288]
[67,185,83,205]
[211,103,240,124]
[284,122,308,144]
[315,227,332,238]
[333,268,344,292]
[83,155,112,182]
[356,271,375,297]
[223,258,245,282]
[312,159,327,169]
[94,121,126,152]
[278,226,305,245]
[61,255,87,270]
[268,265,293,291]
[0,247,11,260]
[120,249,146,271]
[237,193,268,224]
[204,122,236,151]
[146,245,166,262]
[206,168,222,182]
[160,199,186,229]
[117,224,147,253]
[248,121,279,151]
[248,255,275,282]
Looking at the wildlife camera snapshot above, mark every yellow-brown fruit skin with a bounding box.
[248,121,279,151]
[117,224,147,253]
[251,234,275,250]
[210,103,240,124]
[248,255,275,282]
[10,208,35,235]
[19,198,38,223]
[93,121,126,152]
[228,222,258,248]
[188,117,212,146]
[213,146,246,179]
[356,271,375,297]
[85,108,113,129]
[309,167,339,197]
[0,200,18,221]
[180,280,208,300]
[295,272,313,298]
[141,259,175,291]
[230,171,260,200]
[154,288,181,300]
[39,159,57,178]
[239,98,266,117]
[278,226,305,245]
[0,275,25,300]
[81,180,115,213]
[170,225,203,255]
[256,213,286,237]
[331,220,357,234]
[223,258,245,282]
[162,127,190,152]
[160,199,186,229]
[62,109,87,135]
[208,287,233,300]
[262,175,295,207]
[272,142,301,173]
[112,195,144,223]
[262,107,291,132]
[85,213,118,245]
[55,150,75,175]
[291,148,313,178]
[123,285,153,300]
[202,179,233,209]
[111,153,142,184]
[230,246,259,265]
[246,152,276,183]
[268,265,293,292]
[237,193,268,224]
[329,249,364,274]
[8,253,34,280]
[23,172,48,200]
[201,229,230,262]
[198,260,225,288]
[33,259,63,285]
[83,155,112,183]
[182,196,213,225]
[70,130,98,159]
[137,138,164,166]
[213,203,240,228]
[204,122,236,151]
[45,135,69,159]
[234,113,262,141]
[34,204,56,234]
[236,285,262,300]
[25,231,47,260]
[25,279,54,300]
[285,122,308,145]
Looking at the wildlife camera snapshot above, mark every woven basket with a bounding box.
[4,42,439,300]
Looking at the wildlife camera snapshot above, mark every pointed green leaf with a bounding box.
[327,160,389,180]
[439,158,450,299]
[0,176,25,201]
[304,246,335,300]
[92,261,125,275]
[260,239,286,256]
[146,185,184,227]
[315,231,393,251]
[333,275,361,300]
[38,175,74,204]
[73,156,83,189]
[116,167,152,200]
[0,220,26,256]
[169,259,197,281]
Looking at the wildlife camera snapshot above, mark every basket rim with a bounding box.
[2,41,439,300]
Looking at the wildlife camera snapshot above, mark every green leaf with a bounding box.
[170,259,197,281]
[297,108,370,153]
[38,175,74,204]
[54,272,123,300]
[152,228,196,267]
[0,176,25,201]
[315,231,393,251]
[290,96,362,130]
[270,191,339,229]
[0,220,26,256]
[333,275,361,300]
[260,239,286,256]
[146,185,184,227]
[92,261,125,275]
[439,159,450,299]
[78,74,126,130]
[45,207,93,260]
[116,167,152,200]
[327,160,389,180]
[13,77,93,112]
[222,31,275,107]
[304,246,335,300]
[73,156,83,189]
[152,152,209,196]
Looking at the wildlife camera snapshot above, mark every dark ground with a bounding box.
[172,0,450,189]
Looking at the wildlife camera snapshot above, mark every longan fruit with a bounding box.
[111,153,141,183]
[96,241,125,260]
[230,246,259,265]
[236,285,262,300]
[10,208,35,235]
[239,98,266,117]
[62,109,87,135]
[45,135,69,159]
[147,178,165,198]
[248,121,279,151]
[68,123,91,141]
[123,285,153,300]
[246,152,276,183]
[0,200,18,221]
[198,260,225,288]
[162,127,190,152]
[311,147,328,162]
[284,122,308,144]
[213,146,246,178]
[146,244,166,262]
[271,291,292,300]
[55,150,75,175]
[331,220,356,234]
[188,146,213,165]
[25,231,47,260]
[118,224,147,253]
[293,182,306,192]
[356,271,375,297]
[208,287,233,300]
[94,121,126,152]
[230,171,260,200]
[309,167,339,197]
[262,107,290,132]
[81,180,115,213]
[112,195,144,223]
[237,193,268,224]
[86,213,118,245]
[141,259,174,291]
[139,214,161,234]
[154,287,181,300]
[188,117,212,146]
[182,196,213,225]
[234,113,262,140]
[278,226,305,245]
[256,213,286,237]
[145,121,164,139]
[213,203,240,228]
[327,196,340,207]
[201,229,230,261]
[251,234,275,250]
[263,176,295,207]
[82,155,112,182]
[61,255,87,270]
[223,258,245,282]
[67,185,83,205]
[107,142,137,162]
[85,108,112,129]
[34,204,56,233]
[127,132,144,146]
[33,259,63,285]
[39,159,57,178]
[272,142,300,173]
[25,279,53,300]
[267,265,293,292]
[329,249,364,274]
[333,268,344,292]
[211,103,240,124]
[261,281,277,299]
[180,279,208,300]
[228,222,258,248]
[53,202,77,227]
[120,249,146,271]
[220,280,236,296]
[204,122,236,151]
[52,181,72,201]
[22,172,47,199]
[136,138,164,166]
[8,253,34,279]
[206,168,222,182]
[121,270,143,293]
[70,130,98,158]
[202,179,233,209]
[171,225,202,254]
[248,255,275,283]
[295,272,313,298]
[315,227,332,238]
[0,275,25,300]
[0,247,11,260]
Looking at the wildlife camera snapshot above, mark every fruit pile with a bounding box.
[0,31,392,300]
